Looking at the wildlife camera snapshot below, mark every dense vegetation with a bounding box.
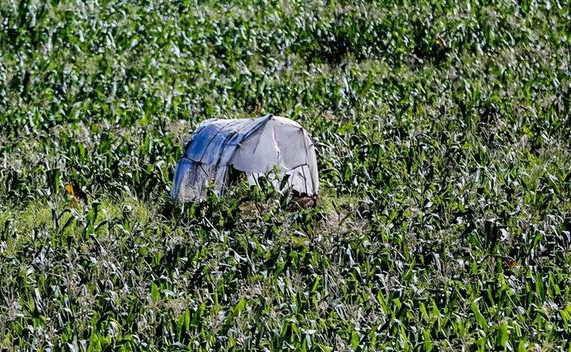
[1,0,570,350]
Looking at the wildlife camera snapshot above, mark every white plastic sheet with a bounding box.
[171,115,319,201]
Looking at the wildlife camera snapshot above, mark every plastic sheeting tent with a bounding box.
[171,115,319,201]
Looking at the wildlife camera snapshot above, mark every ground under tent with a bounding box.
[171,115,319,202]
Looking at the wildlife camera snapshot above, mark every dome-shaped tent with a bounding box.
[171,115,319,201]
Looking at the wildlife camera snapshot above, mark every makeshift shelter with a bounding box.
[171,115,319,201]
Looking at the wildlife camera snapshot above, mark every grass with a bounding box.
[1,0,570,350]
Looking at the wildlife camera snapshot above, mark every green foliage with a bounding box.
[1,0,570,350]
